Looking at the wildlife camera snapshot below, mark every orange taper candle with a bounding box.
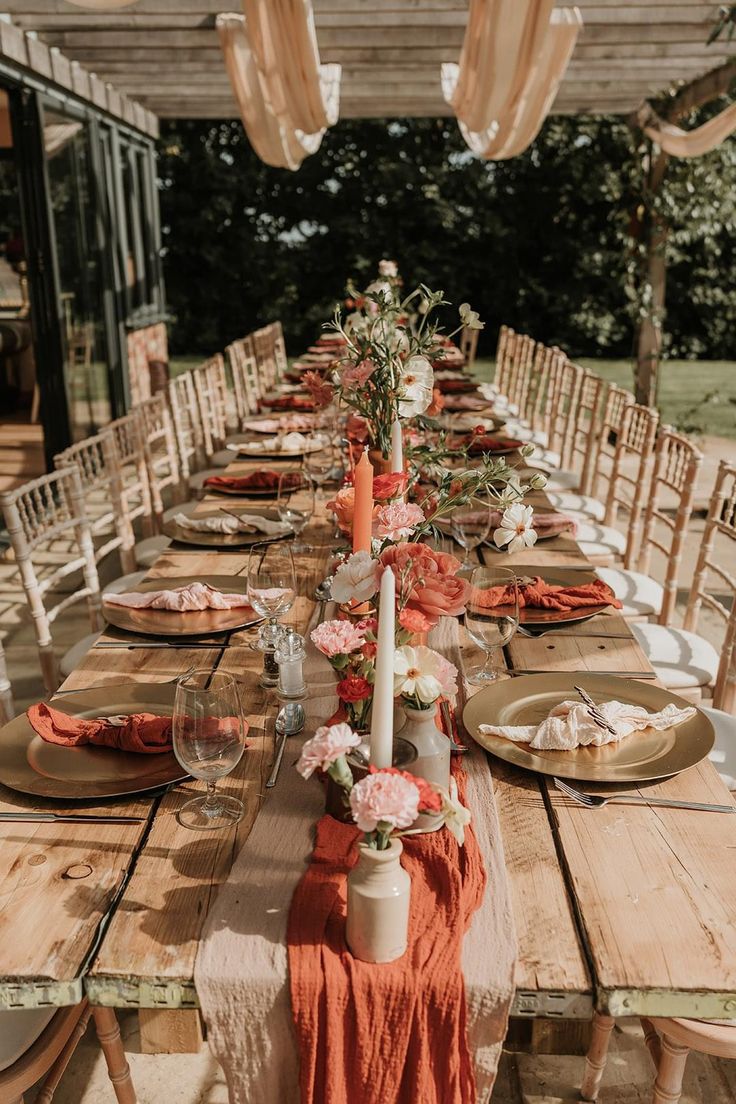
[352,447,374,553]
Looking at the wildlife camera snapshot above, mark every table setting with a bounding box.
[1,260,735,1104]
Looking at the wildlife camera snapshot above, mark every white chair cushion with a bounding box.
[527,447,561,469]
[60,631,100,677]
[503,423,549,448]
[543,469,580,492]
[0,1008,56,1072]
[545,492,605,522]
[631,623,720,690]
[575,521,627,558]
[596,567,664,617]
[134,535,171,568]
[702,706,736,790]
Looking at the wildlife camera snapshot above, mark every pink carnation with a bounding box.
[297,722,361,779]
[349,770,420,832]
[373,501,425,541]
[310,619,366,658]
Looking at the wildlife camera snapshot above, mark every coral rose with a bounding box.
[398,608,432,634]
[379,542,469,625]
[426,387,445,417]
[326,486,355,534]
[372,472,408,501]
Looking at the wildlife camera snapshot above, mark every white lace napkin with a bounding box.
[173,512,290,536]
[479,699,696,750]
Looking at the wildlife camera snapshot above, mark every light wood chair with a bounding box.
[0,636,14,723]
[459,323,479,368]
[581,1011,736,1104]
[53,433,137,575]
[138,394,183,524]
[633,460,736,705]
[226,338,260,423]
[0,466,103,693]
[192,355,231,460]
[252,325,278,391]
[107,411,156,540]
[0,1001,136,1103]
[595,428,702,622]
[543,370,607,494]
[168,371,204,481]
[270,320,288,380]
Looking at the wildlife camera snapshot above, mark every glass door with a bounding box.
[41,104,112,440]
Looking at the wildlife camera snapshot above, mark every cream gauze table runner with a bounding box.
[195,610,517,1102]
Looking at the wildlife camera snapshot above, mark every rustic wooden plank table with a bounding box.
[1,451,735,1050]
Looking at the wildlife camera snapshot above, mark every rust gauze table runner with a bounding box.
[287,768,486,1104]
[195,613,516,1103]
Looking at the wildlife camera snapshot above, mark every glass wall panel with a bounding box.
[42,105,112,440]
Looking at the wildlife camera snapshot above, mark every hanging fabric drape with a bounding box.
[639,100,736,158]
[442,1,582,161]
[216,7,340,171]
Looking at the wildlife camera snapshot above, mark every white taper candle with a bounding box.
[369,567,396,768]
[390,419,403,475]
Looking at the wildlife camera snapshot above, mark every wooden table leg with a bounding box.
[92,1007,137,1104]
[580,1012,615,1101]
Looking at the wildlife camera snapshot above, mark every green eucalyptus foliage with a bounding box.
[157,111,735,362]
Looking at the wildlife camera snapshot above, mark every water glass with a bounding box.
[303,433,335,492]
[464,566,519,683]
[277,470,314,552]
[247,540,296,651]
[450,495,493,565]
[172,669,246,830]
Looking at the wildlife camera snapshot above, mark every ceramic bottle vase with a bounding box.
[346,839,411,963]
[400,702,451,832]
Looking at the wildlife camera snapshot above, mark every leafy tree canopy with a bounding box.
[157,113,735,361]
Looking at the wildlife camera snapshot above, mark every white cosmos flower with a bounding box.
[493,503,538,554]
[345,311,368,337]
[393,645,458,705]
[378,259,398,277]
[398,355,434,418]
[441,777,472,845]
[458,303,484,331]
[330,550,379,605]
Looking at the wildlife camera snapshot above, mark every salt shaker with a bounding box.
[275,630,306,735]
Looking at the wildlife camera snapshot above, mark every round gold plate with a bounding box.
[162,510,291,549]
[102,575,260,638]
[203,483,283,498]
[0,682,188,800]
[235,440,324,459]
[462,672,715,782]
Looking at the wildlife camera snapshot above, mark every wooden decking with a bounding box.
[0,418,45,493]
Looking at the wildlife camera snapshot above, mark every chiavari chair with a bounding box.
[597,428,703,621]
[459,322,479,368]
[54,433,136,575]
[632,460,736,704]
[0,639,13,724]
[226,338,261,422]
[107,410,156,539]
[545,370,608,495]
[167,371,203,481]
[252,325,278,391]
[193,355,229,457]
[271,320,288,379]
[0,467,103,692]
[139,393,183,522]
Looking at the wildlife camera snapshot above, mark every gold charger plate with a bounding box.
[506,565,609,630]
[463,672,714,782]
[162,509,291,549]
[102,575,260,638]
[203,482,283,498]
[0,682,187,800]
[236,439,323,459]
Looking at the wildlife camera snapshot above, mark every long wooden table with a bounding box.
[2,448,736,1045]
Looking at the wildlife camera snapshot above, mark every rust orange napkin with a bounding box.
[287,768,485,1104]
[437,378,478,394]
[27,702,172,754]
[204,471,302,493]
[476,575,621,612]
[264,396,317,412]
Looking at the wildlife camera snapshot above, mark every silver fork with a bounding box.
[553,776,736,814]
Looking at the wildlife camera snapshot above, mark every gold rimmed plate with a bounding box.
[162,509,291,549]
[234,438,324,459]
[0,682,188,800]
[102,575,260,638]
[203,482,283,498]
[463,673,714,782]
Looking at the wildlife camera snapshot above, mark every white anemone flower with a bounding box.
[441,778,472,845]
[330,551,379,605]
[493,503,538,554]
[458,303,484,330]
[393,645,457,705]
[398,355,434,418]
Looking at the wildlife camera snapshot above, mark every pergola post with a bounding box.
[629,58,736,406]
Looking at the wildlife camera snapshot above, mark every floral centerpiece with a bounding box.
[310,618,377,731]
[325,262,484,459]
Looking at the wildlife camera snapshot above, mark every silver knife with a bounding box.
[507,669,657,679]
[0,812,145,823]
[266,731,288,789]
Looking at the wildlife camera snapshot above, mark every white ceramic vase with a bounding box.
[399,702,452,832]
[346,838,411,963]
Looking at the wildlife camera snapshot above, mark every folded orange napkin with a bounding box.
[103,581,250,611]
[475,575,621,612]
[287,765,485,1104]
[531,512,578,538]
[204,471,302,493]
[437,378,478,394]
[263,396,316,412]
[466,434,524,455]
[27,702,172,754]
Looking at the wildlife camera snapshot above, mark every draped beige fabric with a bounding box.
[642,100,736,158]
[216,9,340,172]
[442,2,582,161]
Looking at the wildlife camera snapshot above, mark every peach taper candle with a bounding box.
[352,447,374,554]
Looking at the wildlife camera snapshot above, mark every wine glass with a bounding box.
[172,669,246,830]
[464,566,519,684]
[247,540,296,651]
[277,470,314,553]
[450,494,494,567]
[303,434,335,494]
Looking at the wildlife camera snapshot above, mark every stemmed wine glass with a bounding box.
[172,669,246,830]
[303,434,335,496]
[247,540,296,652]
[464,566,519,684]
[277,470,315,553]
[450,494,494,567]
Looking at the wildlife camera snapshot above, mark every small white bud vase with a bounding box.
[400,703,451,832]
[346,839,411,963]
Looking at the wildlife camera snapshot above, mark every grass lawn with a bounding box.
[474,357,736,440]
